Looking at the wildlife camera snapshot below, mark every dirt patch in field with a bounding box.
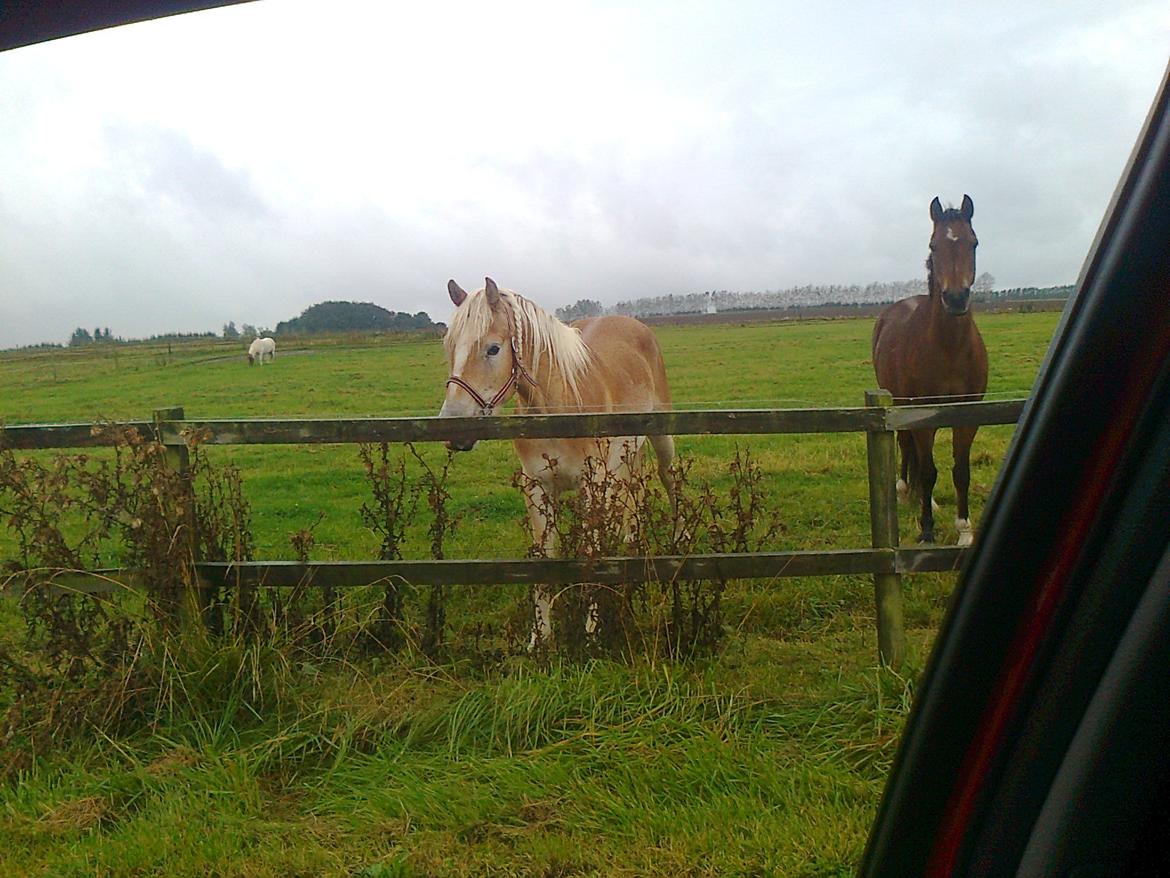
[38,796,108,833]
[145,745,201,777]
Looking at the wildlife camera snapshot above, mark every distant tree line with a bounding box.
[222,321,267,339]
[69,327,116,346]
[980,284,1075,301]
[44,280,1071,352]
[554,299,605,322]
[274,301,436,335]
[558,273,1073,319]
[67,327,217,347]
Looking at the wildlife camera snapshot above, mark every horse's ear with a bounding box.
[960,194,974,221]
[448,279,467,306]
[929,197,944,223]
[485,277,501,308]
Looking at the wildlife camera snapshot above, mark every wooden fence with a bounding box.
[1,393,1027,667]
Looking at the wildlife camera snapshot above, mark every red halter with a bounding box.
[446,336,537,415]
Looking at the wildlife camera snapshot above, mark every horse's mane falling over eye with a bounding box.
[445,288,593,400]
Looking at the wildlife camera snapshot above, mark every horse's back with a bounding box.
[573,315,671,409]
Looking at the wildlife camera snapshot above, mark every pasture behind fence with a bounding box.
[1,393,1027,667]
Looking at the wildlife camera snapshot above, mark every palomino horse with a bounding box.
[872,195,988,545]
[439,277,676,645]
[247,337,276,365]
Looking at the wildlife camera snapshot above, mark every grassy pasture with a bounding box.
[0,312,1059,877]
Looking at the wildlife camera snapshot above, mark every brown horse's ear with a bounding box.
[485,277,501,308]
[448,279,467,306]
[930,196,944,223]
[960,194,974,221]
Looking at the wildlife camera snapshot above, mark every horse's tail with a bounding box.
[649,434,676,504]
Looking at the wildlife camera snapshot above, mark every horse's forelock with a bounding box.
[444,291,490,355]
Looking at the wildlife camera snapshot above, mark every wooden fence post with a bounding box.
[865,390,906,668]
[152,406,214,631]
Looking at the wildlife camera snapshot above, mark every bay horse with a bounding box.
[247,337,276,365]
[439,277,676,646]
[872,195,988,545]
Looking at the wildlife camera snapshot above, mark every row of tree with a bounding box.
[69,327,117,346]
[59,281,1072,349]
[63,301,438,348]
[983,284,1075,300]
[555,274,1072,321]
[67,327,219,347]
[222,321,269,339]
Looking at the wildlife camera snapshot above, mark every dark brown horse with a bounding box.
[872,194,989,544]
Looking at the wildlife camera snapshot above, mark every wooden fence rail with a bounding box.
[0,399,1026,449]
[1,395,1028,668]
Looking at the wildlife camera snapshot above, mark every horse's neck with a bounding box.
[927,257,941,299]
[924,295,976,350]
[515,357,578,413]
[513,332,589,414]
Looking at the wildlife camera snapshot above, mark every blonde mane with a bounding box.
[445,288,592,400]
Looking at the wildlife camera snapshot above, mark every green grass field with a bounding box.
[0,312,1060,877]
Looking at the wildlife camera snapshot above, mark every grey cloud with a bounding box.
[101,122,271,223]
[1,1,1168,348]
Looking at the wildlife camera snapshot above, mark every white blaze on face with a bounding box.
[440,339,477,417]
[450,340,471,379]
[946,226,959,242]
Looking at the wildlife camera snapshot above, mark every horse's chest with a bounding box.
[514,439,587,491]
[514,436,641,493]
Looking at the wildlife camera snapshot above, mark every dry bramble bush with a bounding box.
[0,425,780,771]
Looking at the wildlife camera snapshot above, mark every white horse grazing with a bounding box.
[439,277,676,647]
[247,337,276,365]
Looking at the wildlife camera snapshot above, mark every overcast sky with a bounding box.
[1,1,1167,348]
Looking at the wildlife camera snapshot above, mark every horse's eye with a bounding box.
[487,344,501,356]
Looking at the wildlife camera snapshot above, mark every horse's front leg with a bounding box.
[952,425,979,546]
[604,437,646,547]
[911,428,938,543]
[521,478,556,650]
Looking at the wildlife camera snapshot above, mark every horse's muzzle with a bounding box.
[942,289,972,316]
[446,438,478,452]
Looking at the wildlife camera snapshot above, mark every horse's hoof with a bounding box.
[917,531,935,545]
[955,519,974,547]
